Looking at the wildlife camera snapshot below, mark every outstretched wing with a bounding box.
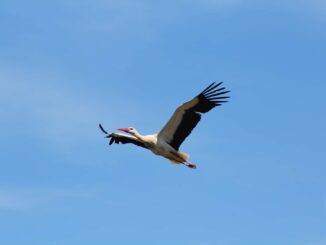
[157,82,230,150]
[107,133,147,148]
[99,124,147,149]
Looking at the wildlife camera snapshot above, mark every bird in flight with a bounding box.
[99,82,230,169]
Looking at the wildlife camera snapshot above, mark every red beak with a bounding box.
[117,128,129,133]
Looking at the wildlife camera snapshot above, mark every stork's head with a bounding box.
[117,127,137,135]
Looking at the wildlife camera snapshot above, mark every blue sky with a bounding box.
[1,0,325,244]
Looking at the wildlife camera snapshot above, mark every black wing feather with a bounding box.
[106,133,147,149]
[169,110,201,150]
[99,123,108,134]
[168,81,230,150]
[193,82,230,113]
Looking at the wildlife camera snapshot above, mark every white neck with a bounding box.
[133,130,146,142]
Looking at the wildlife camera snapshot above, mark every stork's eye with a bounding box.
[129,127,133,130]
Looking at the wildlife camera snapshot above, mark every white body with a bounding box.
[132,133,188,163]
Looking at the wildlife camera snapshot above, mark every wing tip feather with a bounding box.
[99,123,109,134]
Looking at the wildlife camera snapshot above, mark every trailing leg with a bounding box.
[182,162,197,169]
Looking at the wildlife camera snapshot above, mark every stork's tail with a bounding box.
[178,152,196,169]
[170,151,196,168]
[178,151,190,161]
[169,151,190,164]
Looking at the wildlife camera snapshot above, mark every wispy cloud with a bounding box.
[0,190,27,210]
[310,0,326,9]
[191,0,242,7]
[0,186,94,212]
[0,66,116,148]
[307,0,326,19]
[49,0,244,34]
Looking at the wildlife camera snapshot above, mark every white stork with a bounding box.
[99,82,230,169]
